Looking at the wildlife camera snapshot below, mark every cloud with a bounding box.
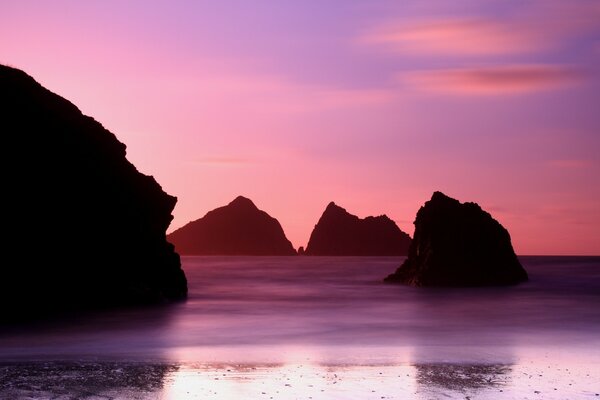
[191,156,250,167]
[361,19,542,56]
[398,65,583,95]
[359,1,600,57]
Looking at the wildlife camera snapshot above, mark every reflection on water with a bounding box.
[0,256,599,398]
[1,256,599,361]
[3,359,597,400]
[162,362,418,400]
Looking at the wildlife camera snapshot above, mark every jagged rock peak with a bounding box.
[168,197,296,255]
[305,201,411,256]
[229,195,257,208]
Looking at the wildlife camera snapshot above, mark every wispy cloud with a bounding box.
[361,19,542,56]
[398,65,583,95]
[358,2,598,97]
[191,156,251,167]
[359,2,600,57]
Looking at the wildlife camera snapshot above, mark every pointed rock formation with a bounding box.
[305,202,411,256]
[385,191,528,286]
[168,196,296,255]
[0,65,187,319]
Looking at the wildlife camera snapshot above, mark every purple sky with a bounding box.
[2,0,599,254]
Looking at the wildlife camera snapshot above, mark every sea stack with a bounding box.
[385,191,528,286]
[168,196,296,255]
[0,65,187,318]
[305,202,411,256]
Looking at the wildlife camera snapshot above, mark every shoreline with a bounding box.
[1,356,598,400]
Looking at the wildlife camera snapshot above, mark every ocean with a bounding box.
[1,256,599,399]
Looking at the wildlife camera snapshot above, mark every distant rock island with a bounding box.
[305,202,411,256]
[0,65,187,319]
[385,191,528,286]
[168,196,296,255]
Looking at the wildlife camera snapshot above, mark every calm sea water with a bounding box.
[1,256,599,399]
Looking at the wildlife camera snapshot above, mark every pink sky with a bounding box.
[2,0,599,255]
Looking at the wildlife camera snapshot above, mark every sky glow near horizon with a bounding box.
[1,0,599,254]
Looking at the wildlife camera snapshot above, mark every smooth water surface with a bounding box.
[1,256,599,399]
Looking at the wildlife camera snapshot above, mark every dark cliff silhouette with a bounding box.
[385,191,528,286]
[305,202,411,256]
[0,65,187,319]
[168,196,296,255]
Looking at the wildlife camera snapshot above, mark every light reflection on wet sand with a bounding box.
[1,356,598,400]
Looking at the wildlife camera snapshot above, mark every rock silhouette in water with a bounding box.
[0,65,187,319]
[305,202,411,256]
[385,191,528,286]
[168,196,296,255]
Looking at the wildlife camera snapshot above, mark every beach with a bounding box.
[1,256,599,399]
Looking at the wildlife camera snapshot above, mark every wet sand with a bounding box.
[1,356,598,400]
[1,256,599,399]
